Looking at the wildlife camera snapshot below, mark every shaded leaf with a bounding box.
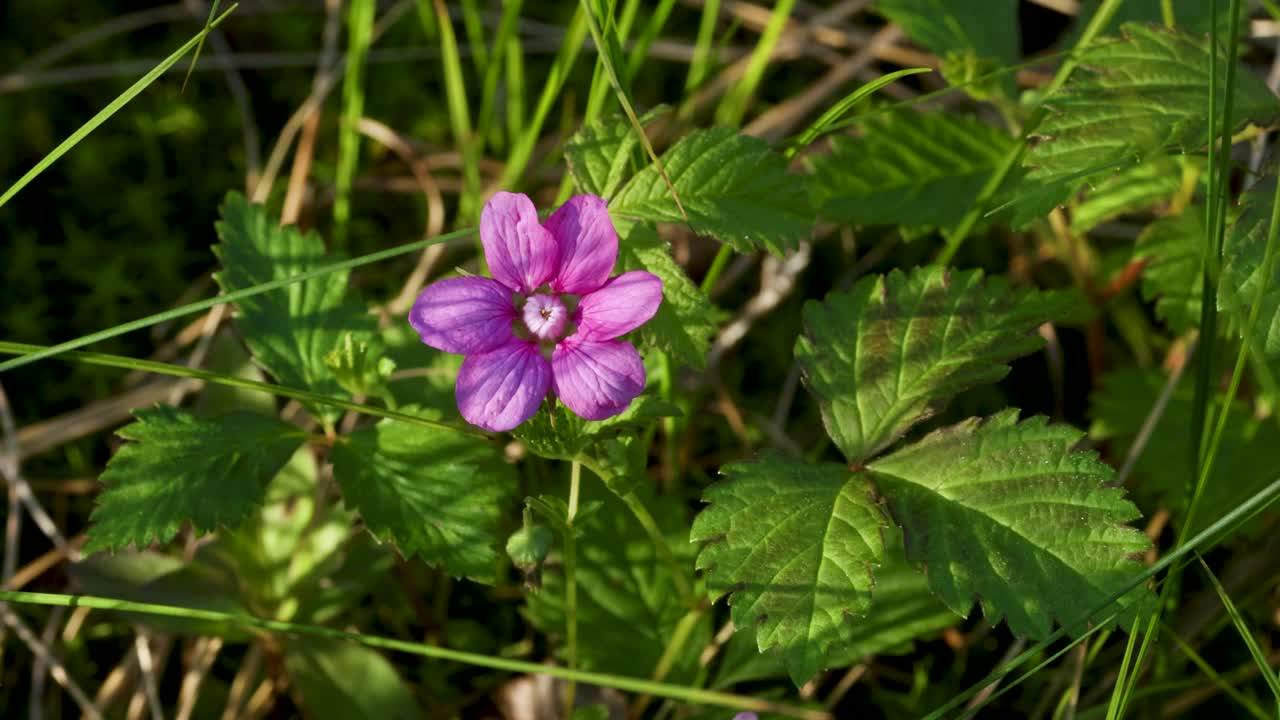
[86,407,303,552]
[808,111,1016,238]
[565,108,666,200]
[1135,211,1204,332]
[214,192,377,423]
[611,128,812,254]
[691,454,889,685]
[527,488,707,683]
[796,267,1084,462]
[331,416,513,582]
[1027,24,1280,182]
[1090,367,1280,536]
[875,0,1018,96]
[1221,182,1280,354]
[869,411,1151,637]
[285,636,420,720]
[1071,156,1187,233]
[616,224,717,369]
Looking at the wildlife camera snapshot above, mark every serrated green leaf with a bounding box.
[617,224,716,369]
[1222,182,1280,355]
[868,411,1151,637]
[711,528,959,688]
[565,108,667,200]
[331,416,513,582]
[809,111,1016,238]
[514,394,680,463]
[1071,156,1187,232]
[1135,211,1204,332]
[691,454,889,685]
[285,636,421,720]
[796,267,1083,462]
[875,0,1018,97]
[86,407,304,552]
[611,128,813,254]
[526,488,707,682]
[1067,0,1242,45]
[1090,367,1280,536]
[1028,24,1280,182]
[213,192,377,423]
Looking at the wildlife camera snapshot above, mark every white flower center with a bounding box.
[521,293,568,341]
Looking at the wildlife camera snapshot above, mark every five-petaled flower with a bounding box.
[409,192,663,431]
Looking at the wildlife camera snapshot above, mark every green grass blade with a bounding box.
[1164,620,1272,719]
[0,341,486,439]
[716,0,796,127]
[783,67,933,159]
[476,0,524,153]
[419,0,480,216]
[924,474,1280,719]
[1196,555,1280,709]
[0,4,239,210]
[0,225,475,375]
[181,0,223,93]
[333,0,375,247]
[500,5,589,189]
[0,590,828,720]
[685,0,721,91]
[624,0,678,83]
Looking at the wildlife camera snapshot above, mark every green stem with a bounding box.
[619,491,694,604]
[630,605,707,717]
[934,0,1127,266]
[0,590,826,720]
[699,244,734,295]
[563,460,583,717]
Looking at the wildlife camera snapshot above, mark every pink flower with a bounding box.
[409,192,663,431]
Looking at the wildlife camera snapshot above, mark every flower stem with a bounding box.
[562,460,582,718]
[699,244,734,295]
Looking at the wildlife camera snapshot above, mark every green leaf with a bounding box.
[875,0,1018,97]
[796,267,1084,462]
[565,108,667,200]
[1067,0,1242,45]
[1135,211,1204,332]
[1090,367,1280,536]
[284,636,421,720]
[213,192,377,423]
[526,488,707,682]
[808,111,1017,237]
[86,407,304,552]
[1071,156,1187,233]
[68,551,251,639]
[690,454,889,686]
[611,128,813,254]
[1027,24,1280,182]
[514,394,680,464]
[617,224,717,369]
[1222,183,1280,354]
[711,529,959,688]
[331,416,513,582]
[868,411,1151,637]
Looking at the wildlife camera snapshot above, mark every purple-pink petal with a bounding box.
[574,271,663,341]
[545,194,619,294]
[408,276,516,355]
[456,340,551,431]
[480,191,560,293]
[551,338,645,421]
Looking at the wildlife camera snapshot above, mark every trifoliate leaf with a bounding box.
[869,411,1151,637]
[1027,24,1280,182]
[875,0,1018,97]
[808,111,1016,238]
[331,416,513,582]
[565,108,666,200]
[711,528,959,688]
[1071,156,1187,233]
[691,454,889,685]
[284,637,421,720]
[1135,211,1204,332]
[1222,182,1280,355]
[86,407,304,552]
[796,267,1084,463]
[611,128,812,254]
[526,488,707,682]
[213,192,377,423]
[617,223,717,369]
[1090,367,1280,536]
